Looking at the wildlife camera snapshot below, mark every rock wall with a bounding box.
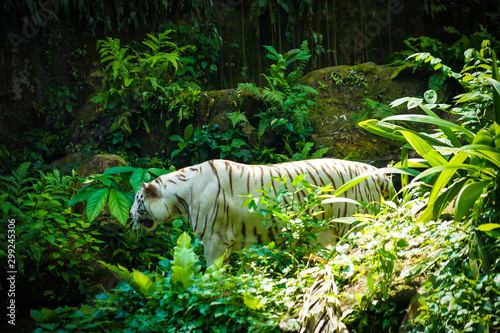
[302,63,427,162]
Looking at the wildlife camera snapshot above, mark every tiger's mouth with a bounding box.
[140,218,156,229]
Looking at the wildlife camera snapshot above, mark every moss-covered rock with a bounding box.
[302,63,427,162]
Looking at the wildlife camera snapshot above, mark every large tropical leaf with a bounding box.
[171,232,201,289]
[333,167,420,198]
[455,181,490,223]
[85,188,109,222]
[130,168,151,192]
[108,189,133,226]
[399,130,448,167]
[386,114,474,142]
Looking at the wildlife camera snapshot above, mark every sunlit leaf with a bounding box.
[477,223,500,232]
[85,188,109,222]
[455,181,489,222]
[243,293,265,311]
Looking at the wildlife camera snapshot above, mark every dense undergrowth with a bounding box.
[1,30,500,332]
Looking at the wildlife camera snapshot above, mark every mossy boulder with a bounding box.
[301,63,427,162]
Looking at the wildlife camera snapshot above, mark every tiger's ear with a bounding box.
[141,182,159,198]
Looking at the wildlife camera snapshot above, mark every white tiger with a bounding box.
[128,159,390,266]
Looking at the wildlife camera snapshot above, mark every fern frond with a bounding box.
[294,84,319,96]
[296,40,310,79]
[262,89,285,107]
[311,147,331,159]
[295,141,313,160]
[283,140,294,156]
[227,112,249,128]
[237,83,261,97]
[291,107,309,136]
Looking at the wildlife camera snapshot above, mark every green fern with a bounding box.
[227,111,250,128]
[237,83,261,97]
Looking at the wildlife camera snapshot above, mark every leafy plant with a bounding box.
[360,41,500,227]
[356,41,500,332]
[68,166,170,225]
[170,124,194,159]
[91,30,200,155]
[237,41,319,147]
[350,98,395,124]
[0,162,103,306]
[241,173,371,272]
[31,232,314,332]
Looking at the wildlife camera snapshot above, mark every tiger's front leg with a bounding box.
[202,231,234,267]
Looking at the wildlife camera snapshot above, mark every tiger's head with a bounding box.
[128,182,170,232]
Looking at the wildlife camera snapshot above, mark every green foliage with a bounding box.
[356,40,500,332]
[331,66,368,92]
[91,29,200,155]
[170,124,194,159]
[241,173,371,273]
[31,232,314,332]
[237,41,319,146]
[68,166,170,225]
[389,29,500,93]
[360,41,500,226]
[273,140,331,163]
[0,162,103,305]
[168,124,254,166]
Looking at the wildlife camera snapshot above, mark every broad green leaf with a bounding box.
[85,188,109,222]
[243,293,265,311]
[414,164,490,181]
[132,270,155,295]
[183,124,194,141]
[357,119,406,141]
[333,167,420,197]
[367,273,375,294]
[169,134,184,142]
[487,52,500,123]
[104,166,137,174]
[203,253,226,283]
[124,77,134,87]
[455,181,489,222]
[478,223,500,231]
[147,168,170,177]
[424,89,438,104]
[67,185,97,207]
[171,266,192,289]
[399,131,448,167]
[108,189,132,226]
[385,114,474,140]
[130,168,151,192]
[172,232,200,288]
[419,177,467,223]
[427,150,468,204]
[80,305,95,317]
[321,196,378,214]
[458,144,500,169]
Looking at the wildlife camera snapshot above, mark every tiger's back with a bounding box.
[129,159,390,266]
